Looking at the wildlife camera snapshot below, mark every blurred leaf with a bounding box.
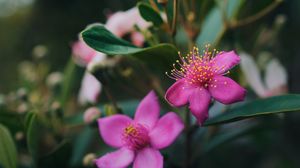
[60,59,84,107]
[64,112,84,126]
[118,100,140,117]
[204,94,300,126]
[138,2,164,27]
[202,123,256,153]
[26,112,39,166]
[39,141,72,168]
[70,127,95,166]
[0,110,22,134]
[0,124,17,168]
[196,0,245,46]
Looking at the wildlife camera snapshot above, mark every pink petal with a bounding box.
[133,148,163,168]
[98,114,132,148]
[264,58,287,91]
[149,112,184,149]
[212,51,240,74]
[78,72,101,105]
[95,148,134,168]
[209,76,246,104]
[188,88,211,125]
[72,39,98,66]
[134,91,160,129]
[165,79,193,107]
[131,32,145,47]
[240,53,267,97]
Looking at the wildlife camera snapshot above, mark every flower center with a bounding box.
[166,45,225,88]
[122,123,150,151]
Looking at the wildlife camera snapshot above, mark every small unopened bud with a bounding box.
[83,107,101,124]
[83,153,97,166]
[32,45,48,59]
[17,88,28,101]
[46,72,63,88]
[17,103,28,114]
[15,131,24,141]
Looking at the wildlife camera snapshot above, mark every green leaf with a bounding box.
[26,112,39,166]
[81,24,140,55]
[204,94,300,126]
[60,59,84,107]
[196,0,245,46]
[0,110,22,134]
[138,2,164,27]
[0,124,17,168]
[70,127,95,166]
[82,24,178,73]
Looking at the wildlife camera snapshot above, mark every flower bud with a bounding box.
[32,45,48,59]
[82,153,97,166]
[46,72,63,88]
[83,107,101,124]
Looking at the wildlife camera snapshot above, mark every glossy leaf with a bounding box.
[81,24,140,55]
[204,94,300,126]
[0,124,17,168]
[82,24,178,73]
[138,2,164,27]
[196,0,245,46]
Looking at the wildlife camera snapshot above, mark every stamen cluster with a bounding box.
[166,45,229,88]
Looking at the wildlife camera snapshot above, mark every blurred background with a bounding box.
[1,0,300,93]
[1,0,300,168]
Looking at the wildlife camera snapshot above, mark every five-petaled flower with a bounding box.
[95,91,184,168]
[165,45,246,125]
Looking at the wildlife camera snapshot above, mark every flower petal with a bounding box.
[78,72,101,105]
[149,112,184,149]
[98,114,132,148]
[212,51,240,74]
[240,53,266,97]
[133,148,163,168]
[95,148,134,168]
[209,76,246,104]
[165,79,193,107]
[265,58,287,91]
[134,91,160,129]
[188,88,211,125]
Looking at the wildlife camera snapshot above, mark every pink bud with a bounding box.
[83,107,101,124]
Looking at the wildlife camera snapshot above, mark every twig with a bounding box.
[184,108,192,168]
[229,0,283,29]
[171,0,178,36]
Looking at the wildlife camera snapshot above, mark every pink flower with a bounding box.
[83,107,101,124]
[165,46,246,125]
[240,52,287,97]
[95,91,184,168]
[105,7,150,46]
[72,38,106,66]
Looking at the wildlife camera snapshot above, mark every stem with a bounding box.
[184,108,192,168]
[149,0,160,13]
[171,0,178,36]
[229,0,283,29]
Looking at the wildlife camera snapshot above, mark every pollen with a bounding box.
[122,123,150,151]
[166,45,222,88]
